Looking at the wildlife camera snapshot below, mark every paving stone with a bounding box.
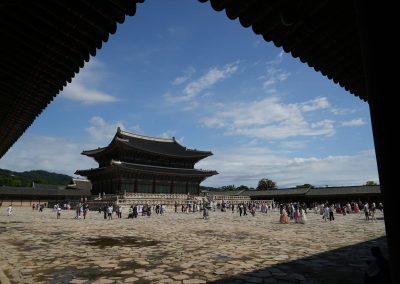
[0,207,387,284]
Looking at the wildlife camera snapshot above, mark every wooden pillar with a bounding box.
[152,178,155,194]
[185,181,188,194]
[355,1,397,282]
[170,180,174,194]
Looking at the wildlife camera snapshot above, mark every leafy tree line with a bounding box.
[201,179,379,192]
[0,169,72,187]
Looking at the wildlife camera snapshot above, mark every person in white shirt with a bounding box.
[7,205,12,216]
[57,207,62,219]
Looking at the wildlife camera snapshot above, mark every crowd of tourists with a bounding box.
[4,199,383,226]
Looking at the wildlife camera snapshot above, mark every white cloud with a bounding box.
[202,97,335,139]
[60,58,118,104]
[261,67,290,92]
[279,140,308,150]
[331,108,357,115]
[86,116,126,143]
[261,51,290,93]
[85,116,141,144]
[0,116,143,177]
[0,135,97,176]
[172,67,196,85]
[198,147,378,188]
[301,97,330,112]
[341,118,365,127]
[164,63,238,108]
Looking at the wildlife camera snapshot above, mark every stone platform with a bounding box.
[0,207,387,283]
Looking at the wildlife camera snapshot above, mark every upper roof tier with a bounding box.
[82,128,213,159]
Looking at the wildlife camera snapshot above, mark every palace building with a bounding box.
[76,128,217,196]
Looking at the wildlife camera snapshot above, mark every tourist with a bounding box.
[329,205,335,221]
[323,205,329,222]
[300,207,307,224]
[83,204,89,219]
[354,202,360,213]
[57,206,61,219]
[364,202,370,221]
[118,206,122,218]
[103,205,107,219]
[107,205,113,220]
[128,206,133,219]
[203,205,209,219]
[294,207,300,223]
[279,208,289,224]
[370,203,377,221]
[75,204,80,219]
[7,205,12,216]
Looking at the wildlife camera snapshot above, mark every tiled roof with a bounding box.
[237,186,381,198]
[67,179,92,191]
[33,183,66,190]
[76,161,218,178]
[201,190,245,196]
[82,128,212,159]
[306,186,381,196]
[242,188,310,197]
[0,186,91,197]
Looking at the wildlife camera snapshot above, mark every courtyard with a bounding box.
[0,207,387,283]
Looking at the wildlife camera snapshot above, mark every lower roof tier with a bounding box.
[75,160,218,178]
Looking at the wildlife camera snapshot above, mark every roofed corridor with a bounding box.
[0,207,386,283]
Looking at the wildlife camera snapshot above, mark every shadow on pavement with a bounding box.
[207,236,388,284]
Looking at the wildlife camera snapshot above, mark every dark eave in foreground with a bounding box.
[1,1,368,158]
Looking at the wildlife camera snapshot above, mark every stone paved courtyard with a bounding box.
[0,207,387,283]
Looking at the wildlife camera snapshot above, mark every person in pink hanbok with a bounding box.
[280,208,289,224]
[354,203,360,213]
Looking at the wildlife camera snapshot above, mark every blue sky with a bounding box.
[0,0,379,188]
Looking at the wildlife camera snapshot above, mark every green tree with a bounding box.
[220,185,236,191]
[295,184,314,189]
[237,185,249,191]
[256,178,277,190]
[365,181,378,186]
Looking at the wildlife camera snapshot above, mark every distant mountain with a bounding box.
[0,169,72,187]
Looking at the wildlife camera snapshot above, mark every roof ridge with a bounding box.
[119,128,175,143]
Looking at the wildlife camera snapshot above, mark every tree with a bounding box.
[365,181,378,186]
[295,184,314,189]
[237,185,249,191]
[256,178,277,190]
[220,185,236,191]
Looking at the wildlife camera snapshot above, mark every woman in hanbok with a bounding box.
[294,208,300,223]
[354,203,360,213]
[300,208,307,224]
[279,208,289,224]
